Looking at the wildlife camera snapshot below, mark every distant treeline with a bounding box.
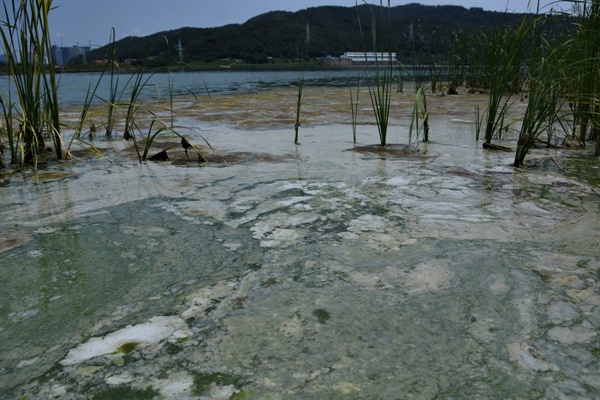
[76,3,571,67]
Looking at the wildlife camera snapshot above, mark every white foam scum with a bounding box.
[60,316,189,366]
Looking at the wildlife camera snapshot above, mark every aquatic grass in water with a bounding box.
[141,74,213,162]
[349,76,360,143]
[481,17,529,145]
[0,0,62,166]
[446,29,468,92]
[103,29,123,137]
[408,86,429,146]
[475,104,483,142]
[294,65,304,144]
[514,6,569,166]
[514,49,567,166]
[567,0,600,153]
[358,0,393,146]
[294,23,310,144]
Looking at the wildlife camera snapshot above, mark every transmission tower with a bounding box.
[177,38,184,63]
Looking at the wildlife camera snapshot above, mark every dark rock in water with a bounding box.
[149,149,169,161]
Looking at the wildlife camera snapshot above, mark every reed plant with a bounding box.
[293,65,304,144]
[446,29,468,92]
[123,63,154,162]
[0,90,16,164]
[474,104,483,141]
[408,86,429,146]
[104,29,122,137]
[294,23,310,144]
[514,44,567,166]
[481,17,529,145]
[0,0,62,167]
[350,77,360,143]
[358,0,393,146]
[140,74,212,162]
[429,61,442,94]
[509,0,600,164]
[567,0,600,153]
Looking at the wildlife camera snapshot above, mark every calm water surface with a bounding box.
[1,69,376,107]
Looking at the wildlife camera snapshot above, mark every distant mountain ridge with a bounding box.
[84,3,531,66]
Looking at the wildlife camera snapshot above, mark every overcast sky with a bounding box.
[50,0,574,48]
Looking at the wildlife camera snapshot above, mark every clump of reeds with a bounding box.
[567,0,600,154]
[0,0,62,167]
[514,57,566,166]
[446,29,468,94]
[408,86,429,146]
[480,18,529,146]
[358,0,393,146]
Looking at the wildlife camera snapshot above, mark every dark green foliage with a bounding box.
[313,308,331,324]
[82,5,530,64]
[117,342,140,354]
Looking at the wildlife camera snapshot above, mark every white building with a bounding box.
[340,52,398,64]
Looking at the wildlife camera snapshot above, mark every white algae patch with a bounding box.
[508,342,558,372]
[547,301,580,324]
[153,371,195,397]
[403,261,453,293]
[547,324,597,345]
[60,316,188,366]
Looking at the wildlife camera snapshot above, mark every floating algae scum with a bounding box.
[0,85,599,399]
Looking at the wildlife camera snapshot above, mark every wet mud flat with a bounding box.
[0,88,599,399]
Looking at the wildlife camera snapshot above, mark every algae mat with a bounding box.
[1,115,599,398]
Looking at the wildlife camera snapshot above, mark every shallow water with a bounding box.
[0,86,599,399]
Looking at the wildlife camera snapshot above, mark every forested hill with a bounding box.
[84,3,533,65]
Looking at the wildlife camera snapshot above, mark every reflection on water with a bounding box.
[0,83,599,399]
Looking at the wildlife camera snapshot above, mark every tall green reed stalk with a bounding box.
[568,0,600,153]
[294,23,310,144]
[350,77,360,143]
[0,89,16,164]
[123,64,153,162]
[481,17,529,145]
[408,86,429,146]
[429,61,442,94]
[0,0,62,167]
[447,29,468,93]
[358,0,393,146]
[474,104,483,141]
[514,45,567,166]
[116,37,169,162]
[293,60,304,144]
[64,68,109,163]
[104,29,122,137]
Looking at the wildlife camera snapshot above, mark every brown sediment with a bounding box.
[0,232,32,253]
[347,143,437,159]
